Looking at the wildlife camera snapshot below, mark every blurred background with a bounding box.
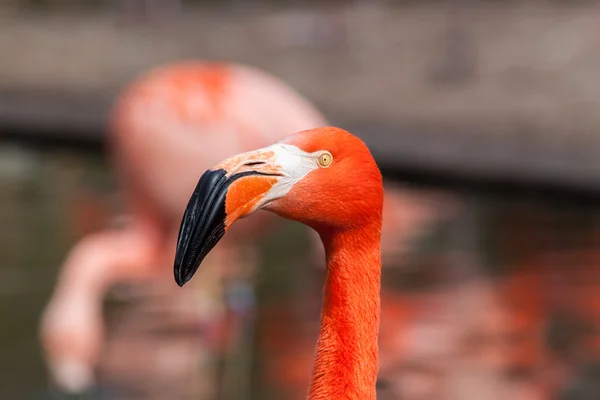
[2,0,600,399]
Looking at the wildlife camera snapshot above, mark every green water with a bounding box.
[0,144,114,398]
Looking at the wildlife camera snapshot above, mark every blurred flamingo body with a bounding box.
[40,61,327,393]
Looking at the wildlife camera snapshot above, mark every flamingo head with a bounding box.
[174,126,383,286]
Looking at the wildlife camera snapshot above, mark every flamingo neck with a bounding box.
[308,225,381,400]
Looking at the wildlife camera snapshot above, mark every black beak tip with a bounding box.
[174,272,186,287]
[173,260,194,287]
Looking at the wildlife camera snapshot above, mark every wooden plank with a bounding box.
[2,4,600,133]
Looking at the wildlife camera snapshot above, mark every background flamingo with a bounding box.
[174,127,384,399]
[39,61,327,395]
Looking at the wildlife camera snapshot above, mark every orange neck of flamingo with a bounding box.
[308,225,381,400]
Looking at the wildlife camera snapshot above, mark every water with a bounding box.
[0,143,114,399]
[4,142,600,399]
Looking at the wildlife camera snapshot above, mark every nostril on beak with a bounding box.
[244,161,267,167]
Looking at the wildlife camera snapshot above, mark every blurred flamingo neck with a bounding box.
[308,226,381,400]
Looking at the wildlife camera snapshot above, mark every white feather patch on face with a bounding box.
[254,143,320,210]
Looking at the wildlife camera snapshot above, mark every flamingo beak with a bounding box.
[174,147,286,287]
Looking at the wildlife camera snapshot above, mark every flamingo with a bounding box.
[39,61,327,394]
[174,126,384,399]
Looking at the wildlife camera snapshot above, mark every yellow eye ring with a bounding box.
[317,151,333,167]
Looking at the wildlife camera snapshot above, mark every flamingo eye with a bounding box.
[317,151,333,167]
